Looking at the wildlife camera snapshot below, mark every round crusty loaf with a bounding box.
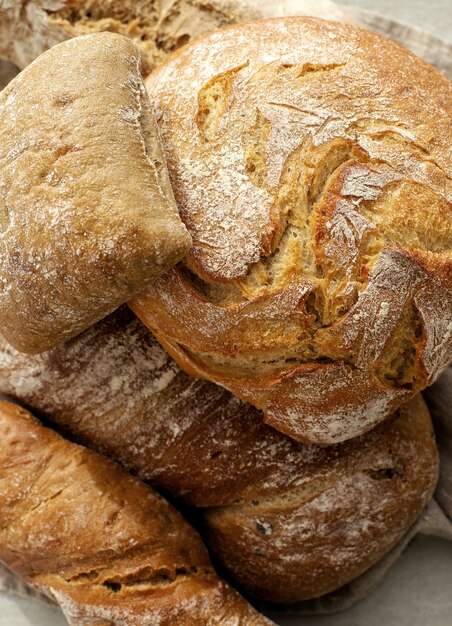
[0,32,190,354]
[0,309,439,603]
[0,0,352,76]
[130,17,452,444]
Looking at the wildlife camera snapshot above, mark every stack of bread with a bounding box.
[0,1,450,624]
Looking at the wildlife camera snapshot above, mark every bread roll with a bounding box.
[0,33,190,353]
[203,395,438,602]
[0,1,352,75]
[130,17,452,444]
[0,309,439,602]
[0,400,273,625]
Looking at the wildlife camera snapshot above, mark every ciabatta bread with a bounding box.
[0,400,273,625]
[0,33,190,353]
[130,17,452,444]
[0,310,439,602]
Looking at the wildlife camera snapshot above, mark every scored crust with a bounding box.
[130,17,452,444]
[0,32,190,353]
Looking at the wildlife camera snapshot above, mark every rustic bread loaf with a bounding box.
[0,309,439,602]
[202,395,438,602]
[0,400,273,625]
[0,33,190,354]
[130,17,452,444]
[0,1,351,76]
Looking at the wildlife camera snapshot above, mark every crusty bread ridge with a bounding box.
[0,399,273,625]
[130,16,452,444]
[0,32,190,353]
[0,309,439,602]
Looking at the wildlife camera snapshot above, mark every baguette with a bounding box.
[0,309,439,602]
[0,399,273,625]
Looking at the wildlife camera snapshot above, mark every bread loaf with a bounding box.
[0,400,273,625]
[0,60,18,89]
[0,1,352,76]
[0,33,190,353]
[130,17,452,444]
[0,309,439,602]
[202,395,438,602]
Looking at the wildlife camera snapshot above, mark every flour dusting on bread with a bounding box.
[130,17,452,444]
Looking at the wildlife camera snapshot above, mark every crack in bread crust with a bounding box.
[130,17,452,444]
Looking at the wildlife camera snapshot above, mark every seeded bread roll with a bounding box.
[130,17,452,444]
[0,309,439,602]
[0,400,273,625]
[0,33,190,354]
[0,1,351,76]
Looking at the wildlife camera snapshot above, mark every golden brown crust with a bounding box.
[0,308,288,507]
[203,395,438,602]
[0,400,272,625]
[0,311,439,602]
[130,17,452,444]
[0,33,190,353]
